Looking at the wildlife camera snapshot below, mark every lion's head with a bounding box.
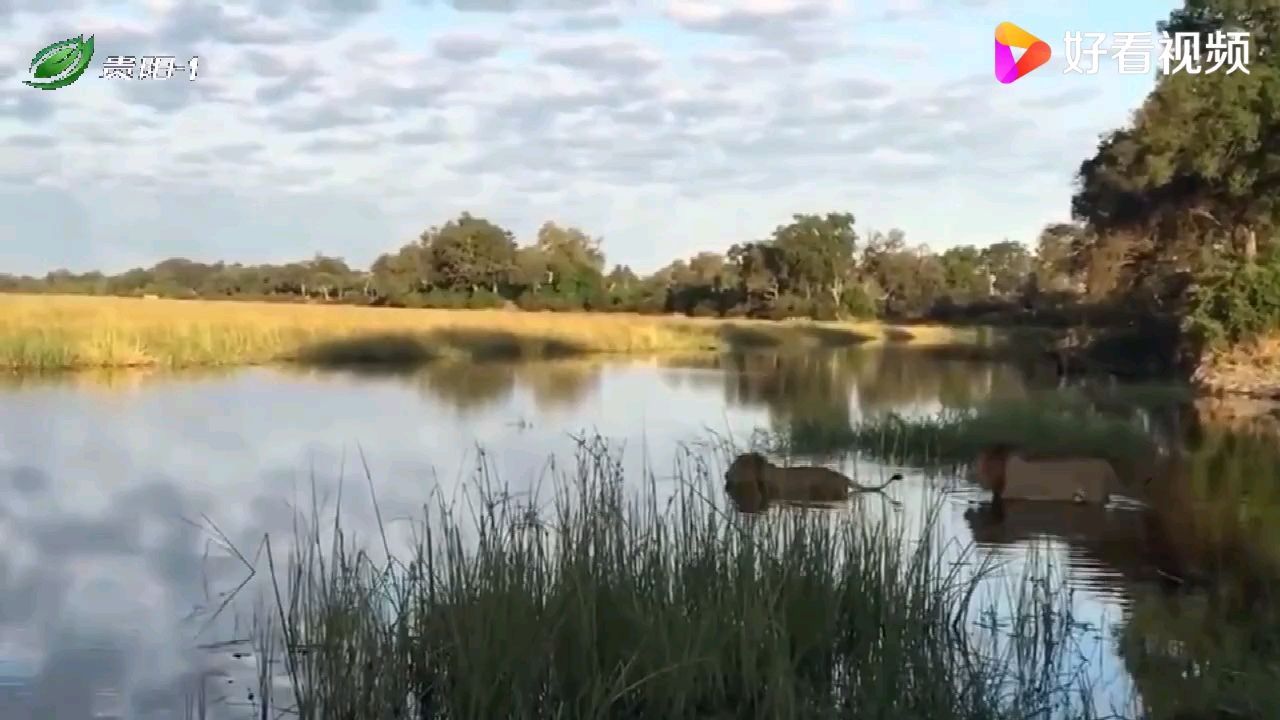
[726,451,769,484]
[724,452,771,513]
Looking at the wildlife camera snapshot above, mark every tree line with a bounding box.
[1,211,1120,324]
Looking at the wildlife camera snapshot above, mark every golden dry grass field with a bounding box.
[0,294,980,371]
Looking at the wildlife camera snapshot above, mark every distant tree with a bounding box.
[1034,223,1084,293]
[423,212,518,294]
[770,212,858,303]
[534,221,606,300]
[938,245,988,301]
[981,241,1033,297]
[0,207,1065,323]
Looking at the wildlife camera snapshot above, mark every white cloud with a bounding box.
[433,29,504,60]
[0,0,1172,274]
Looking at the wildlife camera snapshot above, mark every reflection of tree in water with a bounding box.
[659,349,1038,451]
[850,347,1036,414]
[719,351,861,445]
[1119,575,1280,719]
[520,360,604,412]
[408,362,518,414]
[1115,422,1280,719]
[966,412,1280,719]
[408,360,603,415]
[0,367,238,394]
[719,352,859,413]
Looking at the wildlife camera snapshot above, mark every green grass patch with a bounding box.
[783,401,1157,470]
[226,437,1099,720]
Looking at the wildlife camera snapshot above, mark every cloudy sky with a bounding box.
[1,0,1180,275]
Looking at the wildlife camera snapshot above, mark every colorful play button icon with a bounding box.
[995,22,1052,83]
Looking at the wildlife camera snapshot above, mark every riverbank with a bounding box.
[1044,320,1280,401]
[0,294,980,371]
[1192,333,1280,400]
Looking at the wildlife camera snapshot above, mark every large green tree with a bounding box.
[981,240,1034,297]
[769,212,858,304]
[938,246,988,301]
[1074,0,1280,292]
[533,221,606,300]
[423,212,519,293]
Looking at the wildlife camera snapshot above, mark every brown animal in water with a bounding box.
[724,452,897,513]
[973,444,1115,504]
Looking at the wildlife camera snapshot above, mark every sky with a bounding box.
[0,0,1184,276]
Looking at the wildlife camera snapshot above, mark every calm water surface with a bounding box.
[0,348,1275,718]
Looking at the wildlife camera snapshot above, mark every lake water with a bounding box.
[0,347,1275,719]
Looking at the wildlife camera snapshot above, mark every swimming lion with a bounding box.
[974,444,1115,504]
[724,452,899,513]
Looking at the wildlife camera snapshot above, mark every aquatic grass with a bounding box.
[0,294,974,371]
[781,401,1158,470]
[226,435,1099,720]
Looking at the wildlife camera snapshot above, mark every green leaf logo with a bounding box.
[24,35,95,91]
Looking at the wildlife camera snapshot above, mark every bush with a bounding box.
[809,296,839,321]
[515,291,581,312]
[690,300,718,317]
[1187,254,1280,348]
[466,289,506,309]
[841,285,879,319]
[630,292,667,315]
[421,289,470,309]
[926,295,960,322]
[765,294,807,320]
[398,293,428,308]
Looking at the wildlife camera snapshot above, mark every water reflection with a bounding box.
[965,501,1141,601]
[655,348,1046,459]
[403,359,603,415]
[0,465,252,718]
[1124,421,1280,720]
[961,412,1280,720]
[663,346,1037,419]
[0,348,1278,718]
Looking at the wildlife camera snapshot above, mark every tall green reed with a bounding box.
[234,435,1100,720]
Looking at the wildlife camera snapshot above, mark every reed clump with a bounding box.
[783,400,1158,468]
[0,294,973,371]
[234,438,1095,720]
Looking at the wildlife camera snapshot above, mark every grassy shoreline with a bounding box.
[0,293,982,371]
[228,437,1094,720]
